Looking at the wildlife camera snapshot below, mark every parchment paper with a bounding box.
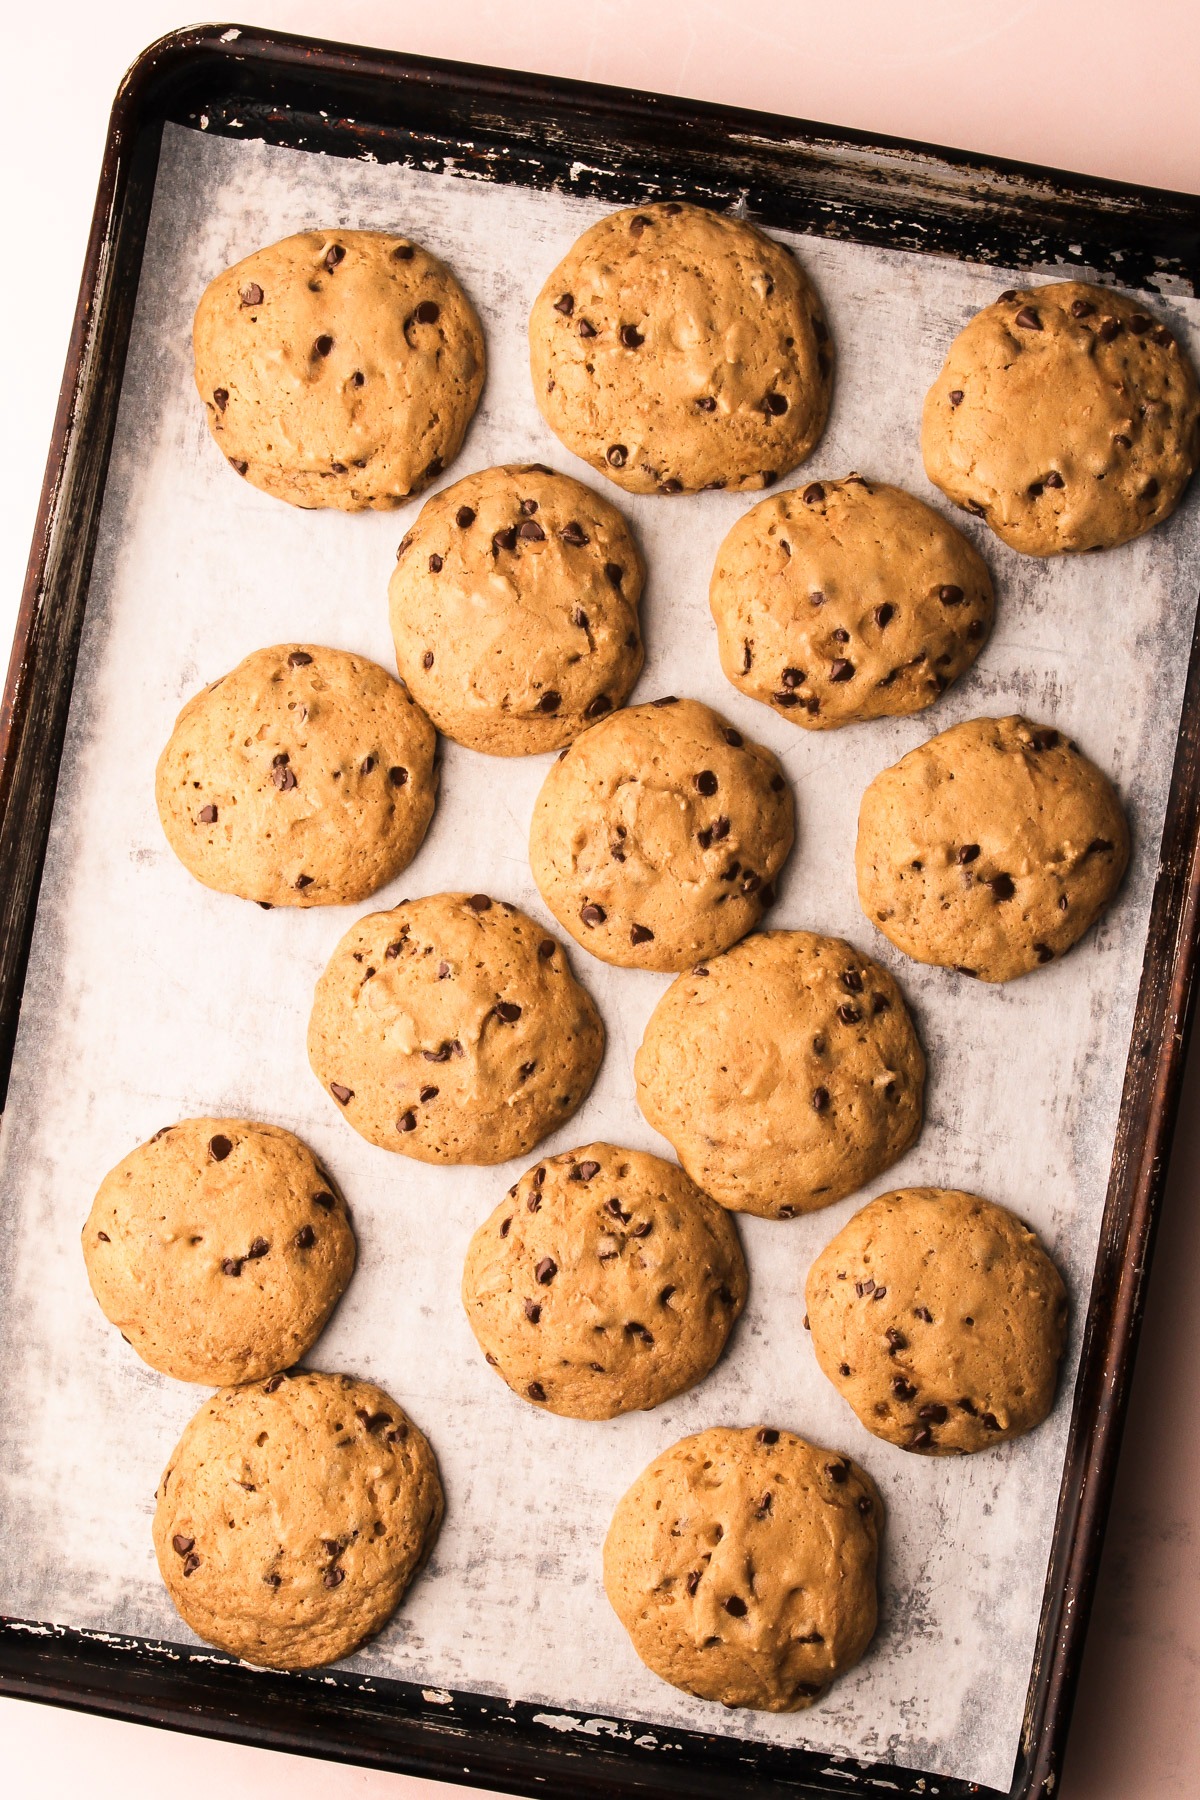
[2,122,1200,1794]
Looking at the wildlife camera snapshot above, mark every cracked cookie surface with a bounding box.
[529,697,794,971]
[194,228,485,509]
[154,1369,443,1669]
[634,929,924,1218]
[529,202,832,495]
[156,644,438,907]
[603,1425,881,1711]
[806,1187,1068,1455]
[462,1142,747,1419]
[389,463,644,753]
[921,280,1200,554]
[84,1118,355,1385]
[709,475,993,728]
[855,714,1130,983]
[307,892,604,1163]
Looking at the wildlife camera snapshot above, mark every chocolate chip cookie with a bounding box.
[922,280,1200,554]
[156,644,438,908]
[603,1425,881,1711]
[634,930,924,1217]
[709,475,993,727]
[194,228,485,508]
[83,1118,355,1385]
[461,1142,747,1418]
[388,463,645,753]
[855,715,1130,982]
[529,697,794,971]
[806,1187,1068,1454]
[529,202,832,495]
[154,1369,443,1669]
[307,892,605,1163]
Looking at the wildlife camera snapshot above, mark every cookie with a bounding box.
[156,644,438,908]
[529,202,832,495]
[634,930,924,1218]
[307,892,604,1163]
[83,1119,355,1385]
[709,475,994,728]
[194,228,485,509]
[389,463,645,753]
[461,1143,747,1418]
[529,698,794,971]
[806,1187,1068,1454]
[922,280,1200,554]
[603,1426,881,1711]
[855,715,1130,983]
[153,1369,443,1669]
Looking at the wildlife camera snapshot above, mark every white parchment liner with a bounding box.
[2,123,1199,1792]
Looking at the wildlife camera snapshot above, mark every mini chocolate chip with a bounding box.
[536,1257,557,1284]
[584,693,612,719]
[330,1083,354,1105]
[198,804,218,823]
[606,444,628,467]
[580,903,606,927]
[803,482,825,503]
[246,1236,269,1259]
[271,760,297,792]
[1028,727,1060,750]
[829,658,854,682]
[1015,306,1041,330]
[939,584,964,607]
[455,506,477,530]
[419,1084,440,1103]
[535,690,562,715]
[560,520,589,545]
[351,372,365,387]
[287,650,313,669]
[630,923,655,945]
[686,1570,701,1595]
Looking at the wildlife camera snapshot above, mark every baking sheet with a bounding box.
[2,120,1200,1794]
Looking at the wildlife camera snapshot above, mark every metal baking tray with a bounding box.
[3,21,1200,1800]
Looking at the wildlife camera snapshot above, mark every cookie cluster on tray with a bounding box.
[82,203,1199,1702]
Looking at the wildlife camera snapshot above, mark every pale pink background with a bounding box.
[2,5,1199,1797]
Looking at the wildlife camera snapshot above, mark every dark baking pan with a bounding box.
[2,22,1199,1800]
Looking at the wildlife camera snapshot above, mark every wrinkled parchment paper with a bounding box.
[2,122,1200,1792]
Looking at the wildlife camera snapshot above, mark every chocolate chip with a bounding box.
[1044,471,1064,489]
[198,803,218,824]
[410,299,440,326]
[535,690,561,715]
[536,940,557,965]
[517,519,546,543]
[957,843,980,864]
[494,1001,522,1024]
[524,1299,542,1323]
[182,1552,201,1576]
[230,458,248,475]
[695,770,718,796]
[886,1328,908,1352]
[908,1428,933,1450]
[492,525,517,554]
[535,1257,557,1284]
[1129,312,1152,335]
[829,658,854,682]
[630,215,651,235]
[419,1084,440,1103]
[652,695,679,707]
[1014,306,1041,330]
[836,1003,861,1025]
[580,903,606,927]
[1113,433,1132,450]
[1028,727,1060,750]
[1069,298,1095,318]
[313,1192,335,1212]
[1087,837,1114,855]
[841,969,864,993]
[630,923,655,945]
[606,444,628,467]
[246,1236,269,1259]
[695,396,717,411]
[1142,477,1160,499]
[723,1595,747,1617]
[584,693,612,719]
[892,1376,917,1401]
[811,1086,830,1112]
[919,1403,948,1423]
[527,1381,547,1401]
[554,293,574,315]
[1098,317,1122,342]
[330,1083,353,1105]
[620,323,644,348]
[949,388,964,407]
[312,334,334,359]
[757,1428,779,1444]
[388,766,408,789]
[604,562,624,590]
[987,873,1015,900]
[420,650,434,670]
[208,1134,232,1162]
[803,482,825,503]
[686,1570,701,1596]
[914,1306,933,1323]
[172,1534,195,1556]
[294,873,313,889]
[560,520,589,545]
[428,552,443,573]
[294,1223,316,1250]
[572,1160,600,1181]
[397,1110,417,1133]
[240,282,264,307]
[467,893,492,911]
[221,1258,243,1277]
[271,758,297,792]
[982,1411,1002,1432]
[764,393,788,415]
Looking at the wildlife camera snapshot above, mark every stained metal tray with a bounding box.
[3,22,1200,1800]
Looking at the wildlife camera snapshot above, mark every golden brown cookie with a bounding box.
[194,228,485,508]
[155,644,437,908]
[388,463,645,753]
[461,1143,747,1418]
[83,1119,355,1385]
[603,1426,881,1711]
[806,1187,1068,1454]
[529,202,832,495]
[855,715,1130,983]
[634,930,924,1218]
[709,475,993,728]
[307,892,605,1163]
[153,1370,443,1669]
[529,697,794,971]
[922,280,1200,554]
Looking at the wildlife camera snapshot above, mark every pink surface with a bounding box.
[2,4,1200,1798]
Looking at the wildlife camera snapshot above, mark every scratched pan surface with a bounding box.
[2,25,1200,1800]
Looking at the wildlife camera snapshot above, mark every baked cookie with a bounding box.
[603,1426,881,1711]
[709,475,994,728]
[83,1119,355,1385]
[461,1143,747,1419]
[388,463,644,753]
[856,715,1130,983]
[156,644,437,908]
[194,228,485,509]
[529,698,793,971]
[307,892,604,1163]
[922,280,1200,554]
[806,1187,1068,1454]
[154,1369,443,1669]
[529,202,832,495]
[635,930,923,1218]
